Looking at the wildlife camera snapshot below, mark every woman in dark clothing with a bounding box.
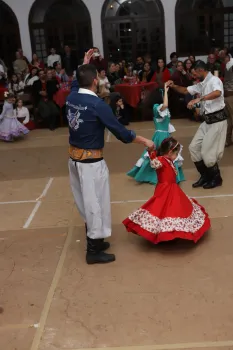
[138,62,154,82]
[110,95,130,125]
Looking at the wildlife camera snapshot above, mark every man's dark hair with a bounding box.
[76,64,97,88]
[170,52,177,59]
[194,60,207,71]
[53,61,59,69]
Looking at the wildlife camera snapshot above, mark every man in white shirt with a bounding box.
[168,60,227,189]
[47,48,61,68]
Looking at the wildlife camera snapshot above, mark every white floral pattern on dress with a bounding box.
[150,158,163,169]
[128,199,205,234]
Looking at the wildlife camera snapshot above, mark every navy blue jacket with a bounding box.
[66,87,136,149]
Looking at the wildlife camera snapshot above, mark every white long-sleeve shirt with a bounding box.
[47,54,61,68]
[14,106,30,124]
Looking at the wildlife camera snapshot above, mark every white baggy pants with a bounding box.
[189,120,227,167]
[68,159,111,239]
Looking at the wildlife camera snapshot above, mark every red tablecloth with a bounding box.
[114,82,158,108]
[53,89,70,108]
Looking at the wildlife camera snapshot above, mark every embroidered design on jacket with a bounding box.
[67,109,84,130]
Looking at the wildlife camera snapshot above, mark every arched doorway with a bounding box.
[102,0,165,62]
[29,0,93,62]
[0,0,21,67]
[176,0,233,56]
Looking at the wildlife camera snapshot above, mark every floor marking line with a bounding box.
[30,225,74,350]
[36,177,54,201]
[69,340,233,350]
[0,200,37,205]
[23,201,42,229]
[111,193,233,204]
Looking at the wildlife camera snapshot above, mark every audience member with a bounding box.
[13,51,28,75]
[134,56,144,72]
[139,62,154,82]
[8,73,25,95]
[47,48,61,68]
[90,47,108,71]
[53,61,69,83]
[18,48,29,65]
[32,69,59,130]
[183,59,193,81]
[24,67,39,87]
[206,53,222,77]
[167,52,178,74]
[61,45,77,76]
[98,69,110,98]
[151,58,171,88]
[31,53,44,70]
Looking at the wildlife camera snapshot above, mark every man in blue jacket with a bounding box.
[67,64,154,265]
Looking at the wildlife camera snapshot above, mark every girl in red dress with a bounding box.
[123,137,210,244]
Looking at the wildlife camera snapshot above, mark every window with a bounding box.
[175,0,229,56]
[102,0,165,62]
[29,0,93,63]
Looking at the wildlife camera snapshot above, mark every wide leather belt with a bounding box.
[204,109,227,124]
[69,146,103,161]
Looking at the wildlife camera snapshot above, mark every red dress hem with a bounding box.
[123,199,210,244]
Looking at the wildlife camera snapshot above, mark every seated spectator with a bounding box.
[61,45,77,77]
[18,48,29,65]
[189,55,196,65]
[13,51,28,76]
[171,61,190,87]
[143,53,156,71]
[90,47,108,71]
[206,54,222,77]
[110,95,129,126]
[170,61,191,117]
[118,61,126,78]
[14,98,30,125]
[31,53,44,70]
[183,59,193,82]
[98,69,110,98]
[151,58,171,88]
[53,61,69,83]
[24,67,39,87]
[139,62,154,82]
[32,69,59,130]
[47,48,61,68]
[134,56,144,72]
[8,73,25,96]
[167,52,178,74]
[107,62,121,89]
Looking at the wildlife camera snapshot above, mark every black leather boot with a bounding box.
[192,160,208,188]
[85,224,110,251]
[203,164,223,189]
[86,238,115,265]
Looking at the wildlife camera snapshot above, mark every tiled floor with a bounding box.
[1,120,233,350]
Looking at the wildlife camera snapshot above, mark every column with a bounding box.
[83,0,105,55]
[162,0,177,62]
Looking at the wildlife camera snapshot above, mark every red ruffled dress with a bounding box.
[123,150,210,244]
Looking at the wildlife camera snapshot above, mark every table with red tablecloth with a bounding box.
[114,82,158,108]
[53,88,70,108]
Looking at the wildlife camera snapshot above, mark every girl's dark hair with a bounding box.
[157,137,180,156]
[184,59,192,72]
[156,57,166,73]
[189,54,196,61]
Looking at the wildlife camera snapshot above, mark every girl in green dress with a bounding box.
[127,83,185,184]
